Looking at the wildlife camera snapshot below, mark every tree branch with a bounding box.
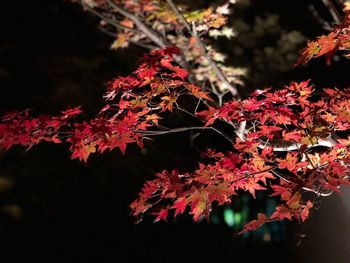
[80,1,141,34]
[258,136,338,152]
[165,0,191,32]
[321,0,342,24]
[165,0,239,97]
[106,0,168,48]
[308,4,332,30]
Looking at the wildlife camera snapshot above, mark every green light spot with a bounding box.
[223,208,235,227]
[234,212,242,225]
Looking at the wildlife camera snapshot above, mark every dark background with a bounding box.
[0,1,349,262]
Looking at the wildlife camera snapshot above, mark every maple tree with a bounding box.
[1,0,350,235]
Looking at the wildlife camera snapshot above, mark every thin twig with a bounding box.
[257,136,338,152]
[138,126,233,144]
[175,107,198,119]
[192,24,239,97]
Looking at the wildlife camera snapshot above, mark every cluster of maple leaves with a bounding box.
[1,4,350,234]
[298,11,350,65]
[0,47,211,162]
[131,80,350,233]
[76,0,244,97]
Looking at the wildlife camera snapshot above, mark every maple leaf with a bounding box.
[106,132,134,154]
[276,153,298,172]
[51,135,62,144]
[130,97,148,109]
[158,47,180,57]
[271,205,293,221]
[120,19,134,28]
[286,192,302,209]
[251,156,266,171]
[111,33,130,49]
[136,63,158,85]
[297,41,321,65]
[242,98,262,111]
[270,184,292,201]
[189,190,208,221]
[71,143,96,162]
[239,213,267,234]
[261,146,274,160]
[257,125,282,140]
[154,208,169,222]
[207,183,234,205]
[171,66,188,80]
[301,135,318,146]
[172,197,188,216]
[316,33,337,65]
[301,201,313,222]
[160,57,188,80]
[254,172,274,185]
[150,81,166,95]
[196,106,217,126]
[146,114,161,125]
[283,130,303,142]
[160,93,177,112]
[244,178,266,198]
[185,83,213,101]
[141,181,160,199]
[130,198,151,217]
[208,15,227,28]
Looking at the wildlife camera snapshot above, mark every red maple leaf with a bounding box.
[243,178,266,198]
[185,83,213,101]
[270,205,293,221]
[277,153,298,171]
[196,106,217,126]
[189,190,208,221]
[172,197,188,216]
[154,208,169,222]
[106,132,135,154]
[71,143,96,162]
[239,213,267,234]
[301,201,313,222]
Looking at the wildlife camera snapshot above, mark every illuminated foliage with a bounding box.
[1,1,350,234]
[75,0,245,98]
[298,11,350,65]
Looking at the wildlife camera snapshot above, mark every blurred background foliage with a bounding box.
[0,0,349,262]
